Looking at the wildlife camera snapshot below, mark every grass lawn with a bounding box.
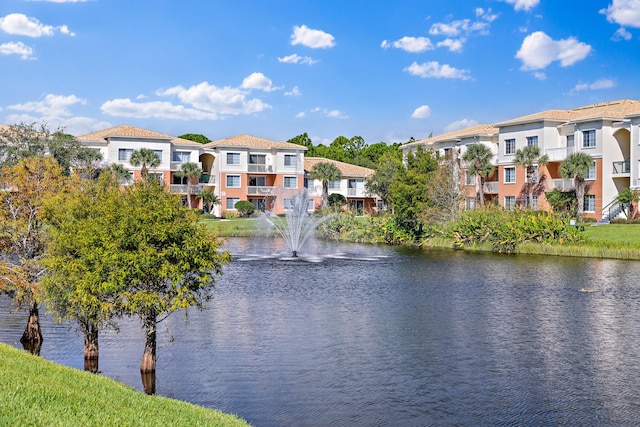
[201,217,265,237]
[0,343,251,427]
[583,224,640,248]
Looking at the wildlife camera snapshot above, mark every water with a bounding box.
[2,238,640,426]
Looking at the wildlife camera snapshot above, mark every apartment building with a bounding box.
[402,100,640,221]
[304,157,378,214]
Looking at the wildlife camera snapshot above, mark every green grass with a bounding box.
[583,224,640,248]
[201,217,266,237]
[0,343,251,427]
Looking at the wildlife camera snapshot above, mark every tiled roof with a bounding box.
[304,157,375,177]
[404,124,498,148]
[171,137,203,146]
[204,134,306,150]
[76,124,174,141]
[496,99,640,126]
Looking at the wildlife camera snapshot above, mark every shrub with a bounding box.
[328,193,347,208]
[234,200,255,217]
[222,211,239,219]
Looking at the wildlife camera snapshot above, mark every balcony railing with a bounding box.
[169,184,203,194]
[545,178,574,191]
[171,161,202,170]
[347,188,368,197]
[248,164,274,173]
[247,186,275,195]
[545,147,575,162]
[483,181,499,194]
[612,160,630,175]
[199,174,216,185]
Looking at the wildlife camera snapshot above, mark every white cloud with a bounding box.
[240,72,282,92]
[296,112,305,118]
[502,0,540,11]
[437,38,465,53]
[285,86,301,96]
[291,25,335,49]
[0,41,34,59]
[101,99,219,120]
[516,31,592,70]
[277,53,318,65]
[612,27,633,40]
[572,78,615,93]
[0,13,74,37]
[310,107,348,119]
[8,94,86,116]
[404,61,471,80]
[444,119,479,133]
[381,36,434,53]
[601,0,640,27]
[533,71,547,80]
[411,105,431,119]
[476,8,498,22]
[429,20,471,37]
[156,81,271,115]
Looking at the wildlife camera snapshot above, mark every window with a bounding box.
[118,148,133,162]
[283,198,293,210]
[504,196,515,211]
[586,161,596,180]
[567,135,574,148]
[249,154,266,164]
[172,151,190,162]
[584,194,595,212]
[526,165,539,183]
[284,154,297,167]
[284,176,297,188]
[226,197,240,210]
[526,196,538,210]
[148,173,164,184]
[465,198,476,210]
[526,136,538,147]
[249,176,266,187]
[582,130,596,148]
[505,139,516,155]
[465,171,475,186]
[328,180,341,190]
[226,175,241,188]
[226,153,240,165]
[153,150,163,161]
[504,167,516,184]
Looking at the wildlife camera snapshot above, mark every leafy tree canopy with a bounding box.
[178,133,211,144]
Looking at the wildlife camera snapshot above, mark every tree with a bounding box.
[423,155,462,225]
[102,163,131,184]
[328,193,347,209]
[560,152,593,219]
[288,133,313,151]
[175,162,202,208]
[197,189,221,214]
[114,180,229,373]
[129,148,161,180]
[366,152,401,211]
[0,122,99,175]
[462,143,495,206]
[309,162,342,208]
[234,200,255,217]
[616,187,639,219]
[178,133,211,144]
[514,145,549,209]
[42,173,126,371]
[0,156,67,353]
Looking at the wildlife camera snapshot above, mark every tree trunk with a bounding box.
[477,175,485,206]
[20,300,43,355]
[576,179,585,220]
[141,371,156,395]
[140,312,157,373]
[187,181,193,209]
[83,322,99,373]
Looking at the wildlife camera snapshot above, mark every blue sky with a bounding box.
[1,0,639,145]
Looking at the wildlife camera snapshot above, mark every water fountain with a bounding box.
[260,188,332,258]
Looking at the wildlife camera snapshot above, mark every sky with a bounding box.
[1,0,640,146]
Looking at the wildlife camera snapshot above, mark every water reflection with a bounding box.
[2,239,640,426]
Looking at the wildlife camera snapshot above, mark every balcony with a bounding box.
[545,147,575,162]
[169,184,203,194]
[247,186,276,195]
[483,181,499,194]
[545,178,574,191]
[199,174,216,185]
[347,188,368,197]
[248,164,274,173]
[612,160,630,175]
[171,161,202,171]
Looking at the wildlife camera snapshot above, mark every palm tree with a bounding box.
[104,163,131,184]
[560,152,593,219]
[309,162,342,208]
[175,162,202,208]
[462,143,495,206]
[514,145,549,209]
[196,189,221,214]
[129,148,161,180]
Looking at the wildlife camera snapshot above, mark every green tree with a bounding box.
[234,200,255,217]
[560,152,593,219]
[366,152,401,212]
[178,133,211,144]
[102,163,131,184]
[116,180,229,373]
[129,148,161,180]
[462,143,495,206]
[616,187,639,219]
[423,155,462,225]
[175,162,202,208]
[328,193,347,209]
[42,173,126,371]
[309,162,342,208]
[197,189,221,214]
[359,142,401,169]
[288,133,314,151]
[514,145,549,209]
[0,156,67,352]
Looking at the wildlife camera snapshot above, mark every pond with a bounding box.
[3,237,640,426]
